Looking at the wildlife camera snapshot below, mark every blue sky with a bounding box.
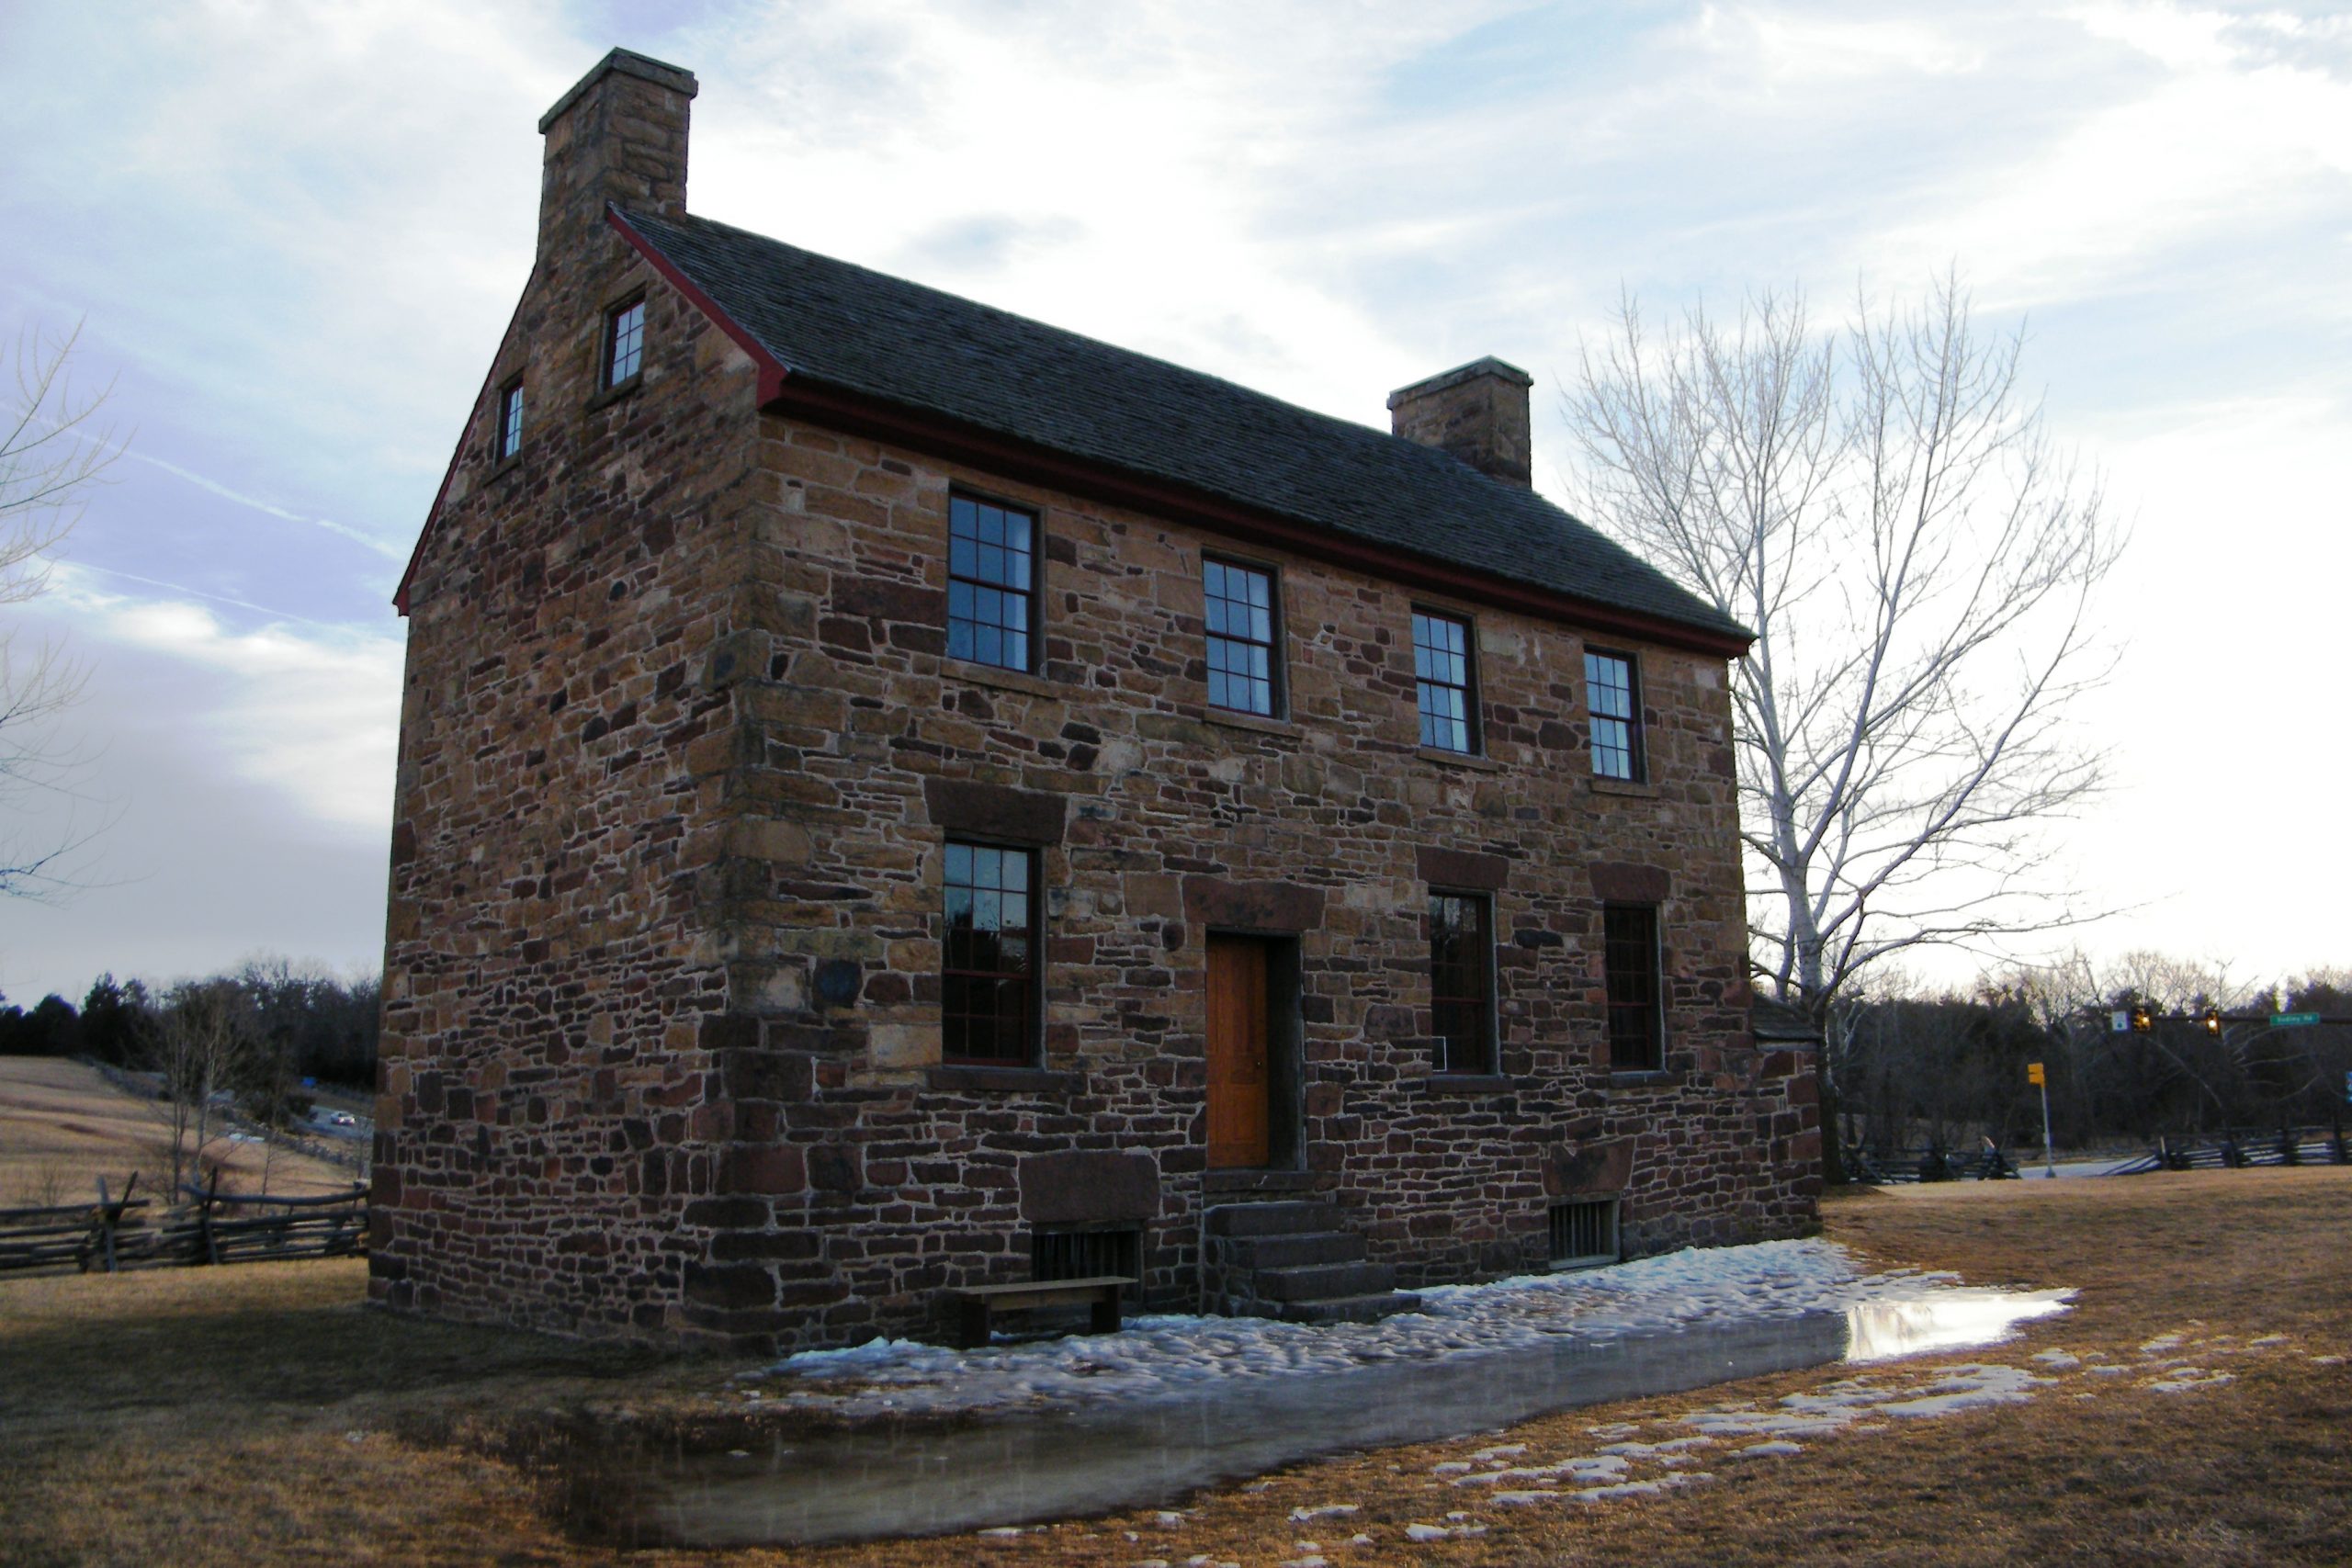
[0,1,2346,1003]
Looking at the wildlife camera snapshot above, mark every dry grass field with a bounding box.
[2,1169,2346,1566]
[0,1055,356,1209]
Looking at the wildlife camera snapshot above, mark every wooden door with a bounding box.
[1206,935,1271,1168]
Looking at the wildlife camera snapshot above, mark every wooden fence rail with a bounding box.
[2109,1124,2352,1176]
[0,1173,368,1277]
[1843,1142,2022,1185]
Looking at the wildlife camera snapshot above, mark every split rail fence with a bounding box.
[0,1175,368,1277]
[1843,1143,2022,1184]
[2108,1123,2352,1176]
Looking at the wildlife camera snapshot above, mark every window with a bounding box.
[1548,1199,1621,1269]
[1586,649,1642,781]
[1033,1225,1142,1286]
[1411,610,1476,753]
[494,378,525,462]
[1428,890,1494,1074]
[1204,558,1279,716]
[942,840,1038,1066]
[1602,903,1663,1072]
[604,298,646,387]
[947,494,1036,671]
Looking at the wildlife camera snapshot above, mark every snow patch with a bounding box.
[766,1239,2064,1418]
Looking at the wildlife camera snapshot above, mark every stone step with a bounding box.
[1253,1259,1398,1303]
[1203,1201,1334,1238]
[1276,1292,1425,1325]
[1219,1230,1364,1269]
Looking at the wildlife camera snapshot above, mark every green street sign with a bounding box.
[2272,1012,2322,1028]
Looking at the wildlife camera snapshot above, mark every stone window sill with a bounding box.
[1418,746,1504,773]
[1608,1069,1679,1090]
[586,373,643,412]
[490,452,524,481]
[927,1064,1082,1094]
[1419,1072,1513,1095]
[1590,776,1658,799]
[1204,707,1298,739]
[954,661,1058,700]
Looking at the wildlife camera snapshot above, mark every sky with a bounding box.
[0,0,2345,1005]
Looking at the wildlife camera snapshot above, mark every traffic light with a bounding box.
[2203,1006,2222,1036]
[2129,1002,2154,1033]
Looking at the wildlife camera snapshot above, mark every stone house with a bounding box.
[371,48,1821,1351]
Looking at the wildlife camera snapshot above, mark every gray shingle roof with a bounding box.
[618,208,1748,647]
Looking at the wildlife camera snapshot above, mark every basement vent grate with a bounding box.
[1032,1225,1142,1285]
[1548,1199,1620,1269]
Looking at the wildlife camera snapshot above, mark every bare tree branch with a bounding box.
[0,319,123,897]
[1564,271,2126,1026]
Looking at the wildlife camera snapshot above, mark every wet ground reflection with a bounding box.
[630,1286,2064,1547]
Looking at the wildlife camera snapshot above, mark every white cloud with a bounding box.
[50,570,401,833]
[1869,6,2352,309]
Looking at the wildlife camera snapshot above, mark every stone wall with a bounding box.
[679,407,1820,1348]
[371,64,770,1337]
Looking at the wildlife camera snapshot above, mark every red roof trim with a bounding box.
[761,378,1755,660]
[605,206,790,402]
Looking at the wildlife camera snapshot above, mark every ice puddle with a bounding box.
[625,1238,2071,1547]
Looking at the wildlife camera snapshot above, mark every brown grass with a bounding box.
[0,1055,355,1207]
[2,1170,2347,1566]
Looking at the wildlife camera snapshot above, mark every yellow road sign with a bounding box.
[2027,1061,2046,1086]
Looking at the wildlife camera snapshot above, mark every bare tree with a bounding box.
[1565,272,2123,1023]
[0,321,119,897]
[148,981,253,1197]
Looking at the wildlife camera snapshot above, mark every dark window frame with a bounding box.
[1411,607,1480,754]
[946,491,1041,675]
[941,838,1044,1068]
[603,295,647,389]
[493,377,526,463]
[1585,648,1644,782]
[1427,887,1497,1075]
[1548,1198,1622,1269]
[1202,553,1284,717]
[1601,902,1665,1072]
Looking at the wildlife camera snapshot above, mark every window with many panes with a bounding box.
[1428,890,1494,1074]
[604,298,646,388]
[942,840,1038,1066]
[1412,610,1477,752]
[494,378,525,462]
[1585,649,1642,781]
[1204,558,1279,716]
[947,494,1036,671]
[1602,903,1663,1072]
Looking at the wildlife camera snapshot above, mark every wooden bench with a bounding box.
[944,1276,1134,1348]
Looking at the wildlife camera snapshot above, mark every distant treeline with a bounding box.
[1835,961,2352,1156]
[0,958,379,1089]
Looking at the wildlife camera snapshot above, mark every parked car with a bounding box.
[330,1111,358,1128]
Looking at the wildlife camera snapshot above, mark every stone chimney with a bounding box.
[537,48,697,257]
[1386,357,1535,487]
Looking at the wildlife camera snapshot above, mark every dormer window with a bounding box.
[494,378,525,462]
[604,298,646,388]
